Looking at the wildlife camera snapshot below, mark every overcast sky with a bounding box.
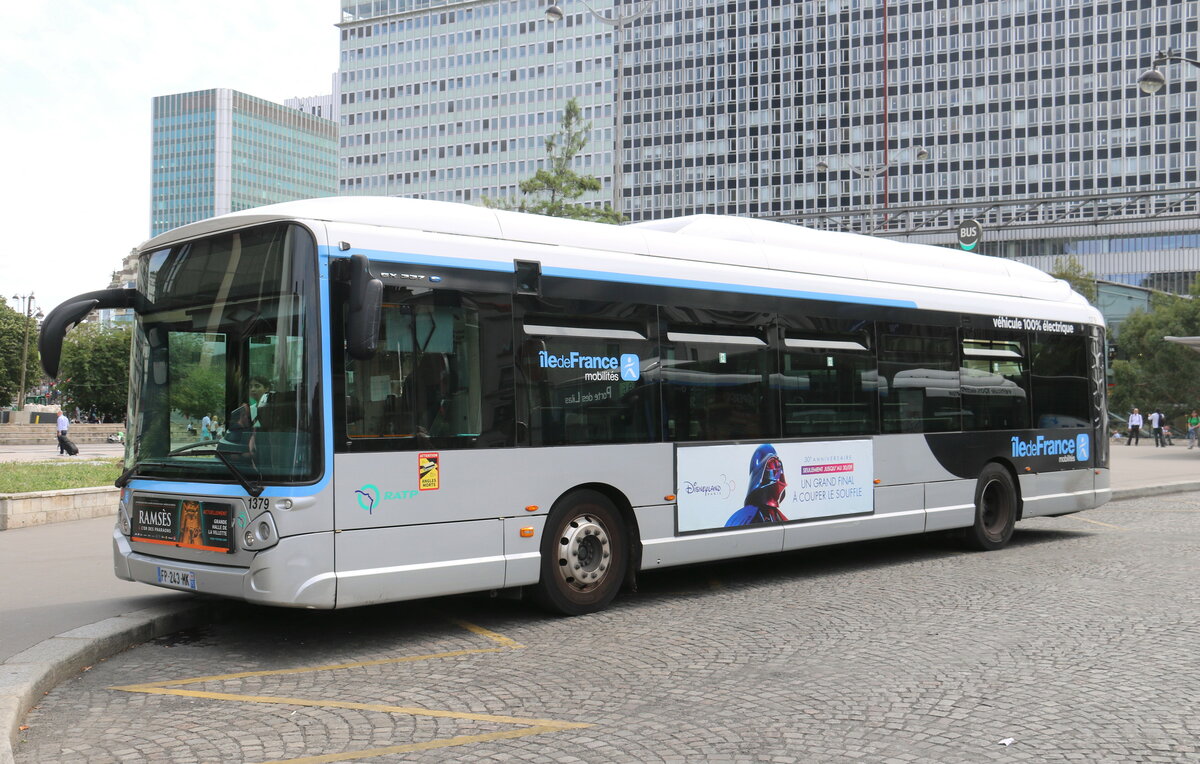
[0,0,340,317]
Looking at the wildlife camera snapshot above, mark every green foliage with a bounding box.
[484,98,624,224]
[0,298,42,407]
[1049,255,1098,304]
[165,332,225,422]
[1107,281,1200,422]
[58,323,132,421]
[0,459,123,494]
[171,363,224,422]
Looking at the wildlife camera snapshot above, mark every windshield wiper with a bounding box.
[115,459,147,488]
[116,441,265,497]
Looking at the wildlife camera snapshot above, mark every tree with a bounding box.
[0,298,41,408]
[1049,255,1097,304]
[1106,279,1200,421]
[57,323,132,421]
[484,98,624,224]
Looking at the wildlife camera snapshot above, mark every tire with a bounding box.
[535,490,627,616]
[964,463,1017,551]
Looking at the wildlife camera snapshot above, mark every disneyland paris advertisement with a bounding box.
[676,441,874,533]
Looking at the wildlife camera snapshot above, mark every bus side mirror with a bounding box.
[39,288,140,378]
[346,254,382,360]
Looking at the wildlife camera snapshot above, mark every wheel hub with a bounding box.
[556,513,612,592]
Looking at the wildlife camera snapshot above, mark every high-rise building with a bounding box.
[337,0,1200,294]
[285,74,342,122]
[150,88,339,237]
[336,0,614,209]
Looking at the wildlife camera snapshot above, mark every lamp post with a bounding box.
[545,0,651,216]
[816,146,930,233]
[10,292,37,412]
[1138,48,1200,95]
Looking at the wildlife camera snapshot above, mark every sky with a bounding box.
[0,0,341,317]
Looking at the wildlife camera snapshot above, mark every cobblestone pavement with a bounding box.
[13,495,1199,763]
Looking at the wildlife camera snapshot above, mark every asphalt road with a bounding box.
[12,493,1199,763]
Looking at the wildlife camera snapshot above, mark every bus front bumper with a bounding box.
[113,527,336,608]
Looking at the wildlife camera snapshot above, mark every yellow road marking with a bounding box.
[1070,516,1127,530]
[109,618,586,764]
[114,686,587,729]
[112,646,512,691]
[447,617,525,648]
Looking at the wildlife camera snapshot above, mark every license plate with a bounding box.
[156,566,197,590]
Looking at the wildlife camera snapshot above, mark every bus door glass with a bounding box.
[340,287,515,450]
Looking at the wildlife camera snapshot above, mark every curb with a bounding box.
[1111,480,1200,502]
[2,481,1197,763]
[0,600,216,764]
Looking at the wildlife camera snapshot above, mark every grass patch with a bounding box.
[0,459,123,494]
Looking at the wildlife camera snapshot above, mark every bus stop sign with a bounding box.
[958,219,983,251]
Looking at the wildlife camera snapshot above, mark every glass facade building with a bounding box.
[337,0,1200,293]
[151,89,339,237]
[337,0,615,208]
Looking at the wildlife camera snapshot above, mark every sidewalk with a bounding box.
[2,442,1199,763]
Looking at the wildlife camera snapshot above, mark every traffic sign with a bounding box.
[958,219,982,251]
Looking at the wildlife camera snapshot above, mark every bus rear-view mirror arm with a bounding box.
[344,253,382,360]
[39,288,142,378]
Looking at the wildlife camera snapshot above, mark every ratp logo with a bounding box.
[356,484,380,514]
[356,483,419,514]
[1076,433,1090,462]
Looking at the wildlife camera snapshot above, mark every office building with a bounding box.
[336,0,614,208]
[285,75,342,122]
[151,88,339,237]
[337,0,1199,294]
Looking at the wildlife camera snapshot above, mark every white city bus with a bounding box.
[40,197,1109,615]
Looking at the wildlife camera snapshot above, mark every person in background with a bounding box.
[1188,410,1200,450]
[1148,409,1164,447]
[201,413,212,441]
[1127,408,1143,446]
[56,409,70,455]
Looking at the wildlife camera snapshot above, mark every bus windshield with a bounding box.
[125,223,321,485]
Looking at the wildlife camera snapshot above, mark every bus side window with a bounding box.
[779,328,876,437]
[1030,334,1090,428]
[662,326,776,442]
[961,334,1030,431]
[878,324,960,434]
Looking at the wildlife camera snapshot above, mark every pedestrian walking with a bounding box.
[1189,410,1199,449]
[1149,409,1164,447]
[56,409,70,455]
[1127,408,1143,445]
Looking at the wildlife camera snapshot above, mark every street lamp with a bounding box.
[816,146,930,233]
[1138,48,1200,95]
[10,292,38,412]
[545,0,651,217]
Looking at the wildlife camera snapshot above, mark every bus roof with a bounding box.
[141,196,1101,326]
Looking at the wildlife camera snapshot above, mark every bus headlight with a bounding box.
[118,489,132,536]
[239,511,279,552]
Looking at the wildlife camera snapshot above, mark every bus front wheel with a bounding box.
[965,463,1017,551]
[535,490,627,616]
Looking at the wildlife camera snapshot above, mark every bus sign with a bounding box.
[958,219,983,251]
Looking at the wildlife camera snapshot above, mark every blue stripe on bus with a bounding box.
[323,246,918,308]
[319,245,514,273]
[542,266,920,308]
[124,480,298,498]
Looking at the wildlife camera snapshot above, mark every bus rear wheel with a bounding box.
[535,490,626,616]
[964,463,1017,551]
